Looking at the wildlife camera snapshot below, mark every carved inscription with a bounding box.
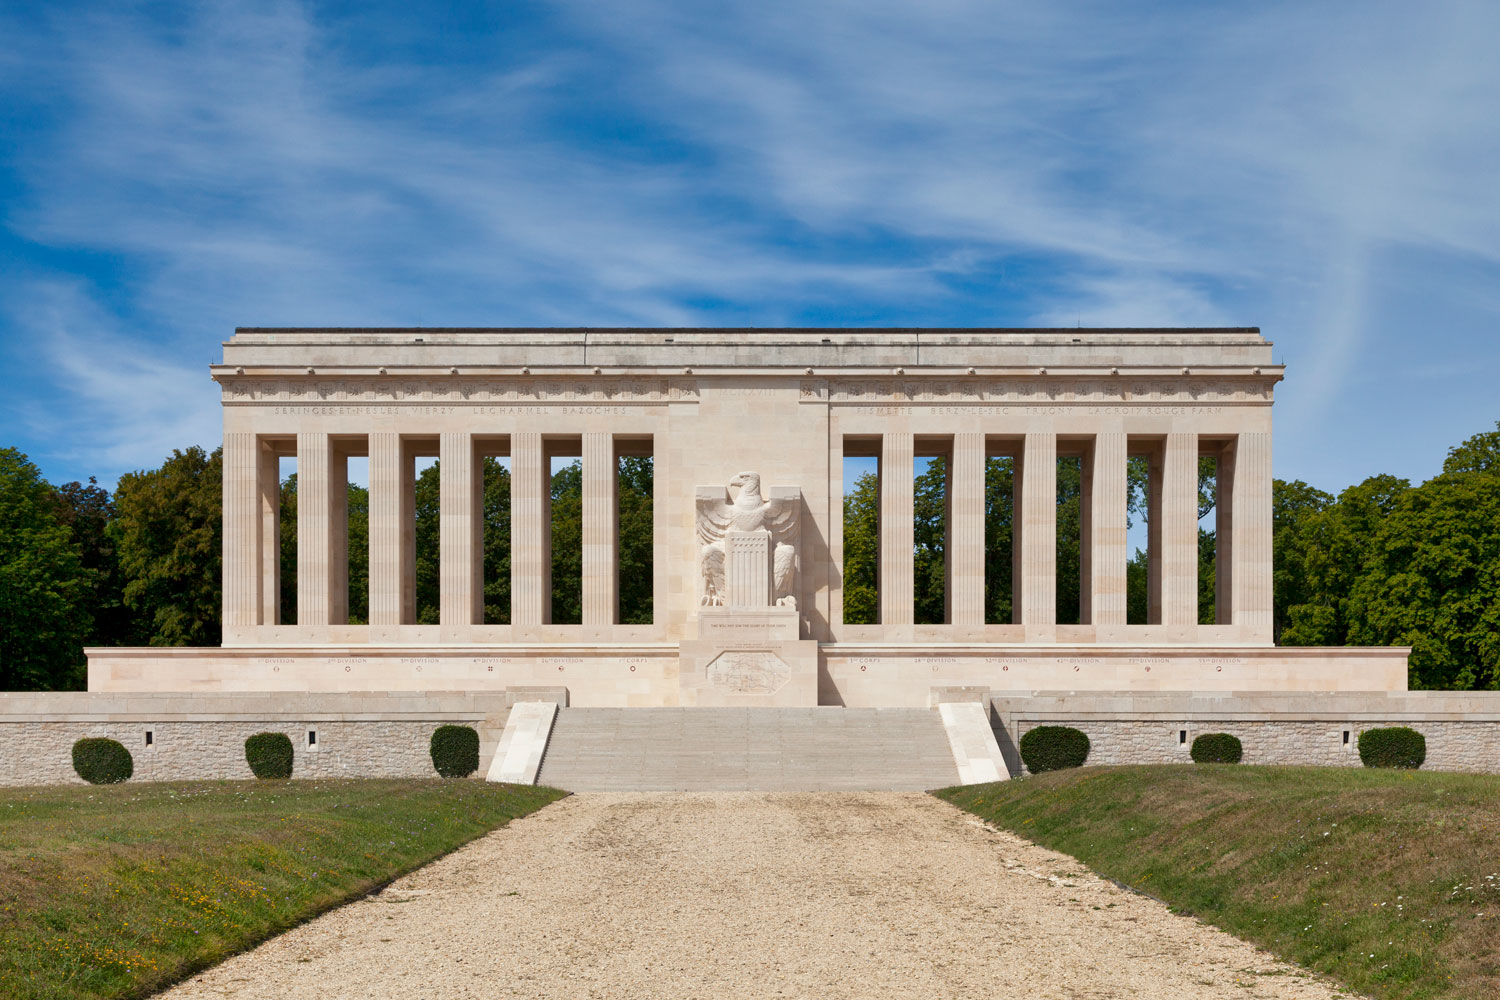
[706,650,791,694]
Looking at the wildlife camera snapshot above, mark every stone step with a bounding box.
[534,707,962,792]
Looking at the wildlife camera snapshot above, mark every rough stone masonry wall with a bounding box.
[0,720,485,786]
[1011,720,1500,773]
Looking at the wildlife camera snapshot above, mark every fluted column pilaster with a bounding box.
[511,432,548,625]
[439,432,482,626]
[950,432,985,625]
[582,433,617,626]
[1018,432,1056,625]
[222,431,260,629]
[1161,431,1199,626]
[879,433,914,626]
[368,432,403,625]
[1088,431,1128,624]
[1230,431,1273,637]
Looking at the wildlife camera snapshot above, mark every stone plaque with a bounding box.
[705,650,791,695]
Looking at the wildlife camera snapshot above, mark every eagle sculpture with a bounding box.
[697,471,799,608]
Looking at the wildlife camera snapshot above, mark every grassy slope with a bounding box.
[937,766,1500,1000]
[0,779,565,1000]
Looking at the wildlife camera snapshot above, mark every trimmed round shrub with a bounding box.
[430,725,480,778]
[1358,726,1426,769]
[72,737,133,784]
[1190,732,1244,764]
[245,732,294,779]
[1019,726,1091,773]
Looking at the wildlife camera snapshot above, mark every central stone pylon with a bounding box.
[679,474,817,706]
[724,529,775,607]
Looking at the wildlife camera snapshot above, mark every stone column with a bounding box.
[582,432,617,625]
[368,432,403,626]
[1087,432,1128,624]
[257,441,280,625]
[1017,432,1056,625]
[439,432,482,626]
[296,432,340,627]
[1161,431,1199,626]
[950,432,985,626]
[511,432,548,625]
[1230,431,1273,636]
[879,432,914,626]
[222,431,260,629]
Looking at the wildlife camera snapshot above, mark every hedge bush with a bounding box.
[1019,726,1091,773]
[245,732,294,779]
[72,737,133,784]
[1358,726,1426,769]
[430,725,480,778]
[1190,732,1244,764]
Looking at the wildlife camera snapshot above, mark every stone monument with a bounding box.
[83,327,1409,706]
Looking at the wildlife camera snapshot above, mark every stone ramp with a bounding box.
[535,707,962,791]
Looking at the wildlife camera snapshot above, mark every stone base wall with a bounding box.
[0,690,568,787]
[1008,720,1500,773]
[996,691,1500,775]
[0,720,468,786]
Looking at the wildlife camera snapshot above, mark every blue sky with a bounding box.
[2,0,1497,494]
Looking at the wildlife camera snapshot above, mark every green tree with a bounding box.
[1279,474,1409,647]
[843,471,879,624]
[1271,479,1334,642]
[55,476,136,646]
[0,449,93,689]
[1056,456,1082,625]
[1442,420,1500,475]
[985,456,1014,623]
[483,458,512,625]
[346,483,369,624]
[914,457,947,625]
[109,446,222,647]
[550,460,583,624]
[617,456,654,624]
[279,473,298,625]
[414,464,440,624]
[1347,443,1500,689]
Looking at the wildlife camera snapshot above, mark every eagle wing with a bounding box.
[761,494,799,545]
[696,493,735,545]
[773,542,797,601]
[702,543,725,606]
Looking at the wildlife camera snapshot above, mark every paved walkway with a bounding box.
[164,793,1344,999]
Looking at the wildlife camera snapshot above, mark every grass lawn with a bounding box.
[937,765,1500,1000]
[0,779,565,1000]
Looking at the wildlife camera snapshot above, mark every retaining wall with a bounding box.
[993,691,1500,776]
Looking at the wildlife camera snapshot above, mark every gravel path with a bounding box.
[163,793,1345,999]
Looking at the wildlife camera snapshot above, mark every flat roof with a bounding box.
[234,326,1261,334]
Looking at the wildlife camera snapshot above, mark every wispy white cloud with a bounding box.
[5,284,220,485]
[1,0,1498,486]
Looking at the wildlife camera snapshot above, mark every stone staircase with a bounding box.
[534,707,962,792]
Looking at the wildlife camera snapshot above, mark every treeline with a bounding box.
[3,422,1497,691]
[0,447,651,690]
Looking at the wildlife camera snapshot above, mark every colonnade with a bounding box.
[224,425,1273,637]
[222,431,630,628]
[862,430,1272,629]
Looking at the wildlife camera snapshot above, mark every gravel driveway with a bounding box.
[163,792,1345,999]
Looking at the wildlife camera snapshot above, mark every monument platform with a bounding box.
[84,643,1409,706]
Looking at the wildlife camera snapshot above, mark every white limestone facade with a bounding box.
[85,327,1409,705]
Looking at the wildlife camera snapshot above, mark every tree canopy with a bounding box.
[0,449,93,689]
